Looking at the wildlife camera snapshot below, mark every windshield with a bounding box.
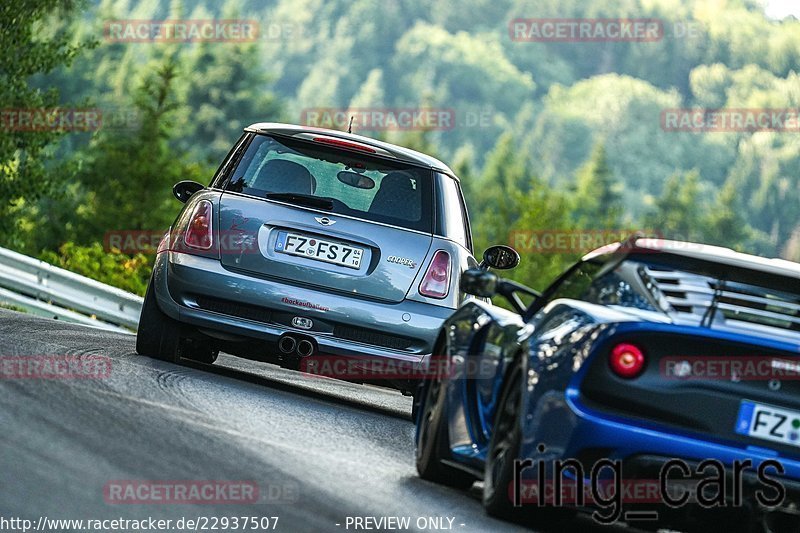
[225,134,433,232]
[540,258,659,312]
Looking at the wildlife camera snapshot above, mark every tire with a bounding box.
[181,336,219,365]
[415,353,476,490]
[483,363,571,525]
[135,276,218,364]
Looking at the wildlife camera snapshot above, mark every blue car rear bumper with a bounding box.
[521,388,800,483]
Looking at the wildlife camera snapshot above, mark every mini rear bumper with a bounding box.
[152,251,453,364]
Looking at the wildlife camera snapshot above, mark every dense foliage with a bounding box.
[1,0,798,294]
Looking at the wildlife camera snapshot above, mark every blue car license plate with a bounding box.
[735,400,800,447]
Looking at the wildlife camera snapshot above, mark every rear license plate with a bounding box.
[735,400,800,447]
[274,231,362,269]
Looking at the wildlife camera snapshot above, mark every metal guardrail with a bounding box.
[0,247,142,332]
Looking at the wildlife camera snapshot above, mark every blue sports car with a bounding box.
[415,236,800,532]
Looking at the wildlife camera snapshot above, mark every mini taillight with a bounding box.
[184,200,213,250]
[419,250,451,299]
[609,343,646,378]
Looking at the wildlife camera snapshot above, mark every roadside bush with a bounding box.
[39,242,152,296]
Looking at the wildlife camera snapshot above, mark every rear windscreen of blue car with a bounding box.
[225,134,434,233]
[544,255,800,336]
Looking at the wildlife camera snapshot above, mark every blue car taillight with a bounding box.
[608,342,646,378]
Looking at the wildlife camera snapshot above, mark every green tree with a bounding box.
[74,55,211,241]
[347,68,385,110]
[643,170,704,241]
[782,226,800,262]
[0,0,94,245]
[523,74,734,210]
[572,142,623,228]
[507,182,577,292]
[178,16,283,164]
[702,181,751,250]
[470,133,533,252]
[450,143,478,214]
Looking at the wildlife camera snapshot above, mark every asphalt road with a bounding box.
[0,310,636,533]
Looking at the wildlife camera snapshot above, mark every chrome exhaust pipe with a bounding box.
[278,336,297,354]
[296,339,314,357]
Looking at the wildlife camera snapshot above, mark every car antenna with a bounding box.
[348,116,354,134]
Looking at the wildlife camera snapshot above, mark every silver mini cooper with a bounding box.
[136,123,517,396]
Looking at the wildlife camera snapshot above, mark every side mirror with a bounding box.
[460,268,498,298]
[173,180,205,203]
[480,245,520,270]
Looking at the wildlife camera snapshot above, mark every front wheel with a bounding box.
[415,355,476,489]
[483,363,571,525]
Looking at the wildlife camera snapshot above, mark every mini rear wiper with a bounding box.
[266,193,333,210]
